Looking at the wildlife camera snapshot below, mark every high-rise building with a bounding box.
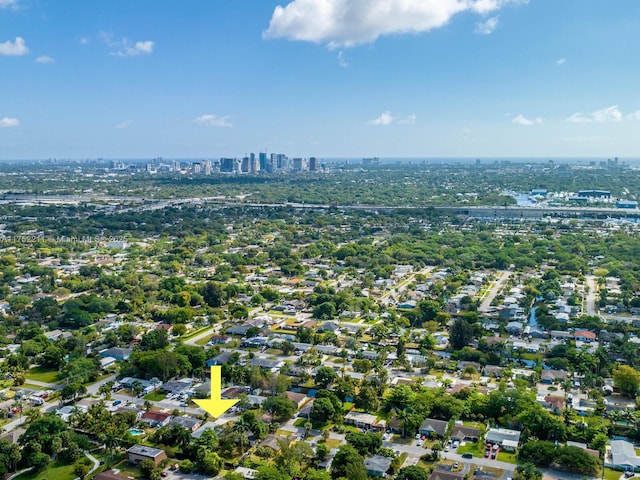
[292,157,306,172]
[309,157,318,171]
[220,157,235,172]
[259,152,268,171]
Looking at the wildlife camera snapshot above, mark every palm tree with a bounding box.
[104,432,120,466]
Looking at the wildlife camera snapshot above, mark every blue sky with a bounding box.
[1,0,640,160]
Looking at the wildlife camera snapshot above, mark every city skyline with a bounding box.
[2,0,640,159]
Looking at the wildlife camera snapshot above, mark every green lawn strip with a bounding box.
[604,468,623,480]
[496,451,518,464]
[457,442,484,457]
[391,435,414,445]
[143,391,166,401]
[22,383,45,391]
[181,326,214,341]
[194,335,213,346]
[25,366,60,384]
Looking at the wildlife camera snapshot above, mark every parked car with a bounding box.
[415,434,421,440]
[454,462,459,469]
[462,453,473,459]
[452,441,460,448]
[444,446,450,452]
[484,450,490,457]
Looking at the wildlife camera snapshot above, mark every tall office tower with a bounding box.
[259,152,268,171]
[220,157,235,172]
[292,157,306,172]
[277,154,288,169]
[309,157,318,171]
[241,157,249,173]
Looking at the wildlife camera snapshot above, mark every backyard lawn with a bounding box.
[15,457,91,480]
[25,366,59,384]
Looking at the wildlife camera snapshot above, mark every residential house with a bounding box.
[540,370,568,384]
[485,428,521,451]
[206,351,234,367]
[222,387,246,399]
[170,416,202,432]
[99,347,132,361]
[126,445,167,466]
[317,321,340,333]
[259,435,286,452]
[418,418,449,438]
[505,322,524,335]
[538,395,565,414]
[163,380,192,396]
[574,330,597,343]
[284,391,307,409]
[208,334,232,345]
[549,330,571,340]
[607,440,640,471]
[450,425,481,443]
[141,411,172,427]
[364,455,393,478]
[248,358,284,371]
[483,366,503,378]
[344,411,385,431]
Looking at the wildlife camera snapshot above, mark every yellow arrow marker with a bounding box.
[194,366,239,418]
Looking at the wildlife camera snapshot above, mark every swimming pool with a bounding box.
[129,428,145,436]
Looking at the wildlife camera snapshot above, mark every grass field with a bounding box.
[181,325,213,341]
[604,468,623,480]
[25,366,59,384]
[497,451,517,464]
[143,391,166,401]
[457,442,484,457]
[15,457,90,480]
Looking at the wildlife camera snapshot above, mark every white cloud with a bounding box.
[566,105,623,123]
[193,114,233,128]
[0,0,18,9]
[475,16,499,35]
[592,105,622,122]
[264,0,526,48]
[79,37,90,45]
[99,32,154,57]
[0,117,19,128]
[337,50,348,67]
[628,110,640,120]
[116,119,134,129]
[512,114,542,126]
[556,57,566,65]
[0,37,29,56]
[367,111,415,125]
[35,55,55,64]
[368,111,395,125]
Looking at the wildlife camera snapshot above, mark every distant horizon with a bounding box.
[0,155,636,166]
